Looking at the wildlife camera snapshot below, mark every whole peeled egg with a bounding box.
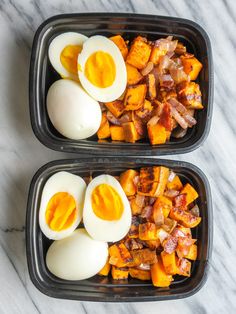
[47,79,102,140]
[46,228,108,280]
[83,174,132,242]
[39,171,86,240]
[48,32,88,81]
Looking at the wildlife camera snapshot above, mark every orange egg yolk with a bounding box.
[91,184,124,221]
[60,45,82,75]
[84,51,116,88]
[45,192,77,231]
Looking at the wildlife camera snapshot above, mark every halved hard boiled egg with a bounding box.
[83,174,132,242]
[78,35,127,102]
[48,32,88,80]
[39,171,86,240]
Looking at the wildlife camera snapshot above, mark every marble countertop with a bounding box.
[1,0,236,313]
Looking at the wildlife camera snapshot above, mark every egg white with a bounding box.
[48,32,88,80]
[46,79,102,140]
[83,174,132,242]
[78,35,127,102]
[39,171,86,240]
[46,228,108,280]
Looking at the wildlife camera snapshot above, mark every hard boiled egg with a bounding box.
[78,35,127,102]
[39,171,86,240]
[47,79,102,140]
[48,32,88,80]
[83,174,132,242]
[46,228,108,280]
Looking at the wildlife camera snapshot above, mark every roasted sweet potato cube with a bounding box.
[129,268,151,280]
[147,74,157,100]
[98,259,111,276]
[124,84,147,110]
[146,239,161,250]
[131,248,157,265]
[147,123,167,145]
[153,196,173,218]
[126,63,143,85]
[169,207,201,228]
[181,55,202,80]
[185,244,197,260]
[155,166,169,197]
[111,266,129,280]
[110,35,128,59]
[161,251,177,275]
[139,222,158,240]
[120,169,139,196]
[149,46,167,65]
[122,122,140,143]
[128,215,140,239]
[180,183,199,205]
[176,258,191,277]
[136,99,153,119]
[97,112,110,139]
[167,175,183,191]
[151,255,173,287]
[109,243,133,267]
[126,36,152,69]
[130,197,143,215]
[177,81,203,109]
[140,166,160,182]
[110,125,125,141]
[105,100,125,118]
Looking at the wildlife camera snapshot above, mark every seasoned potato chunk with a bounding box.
[167,175,183,191]
[129,268,151,280]
[180,183,199,205]
[122,122,140,143]
[124,84,147,111]
[151,256,173,287]
[147,74,157,100]
[169,207,201,228]
[126,63,143,85]
[147,123,167,145]
[185,244,197,260]
[177,81,203,109]
[161,251,177,275]
[98,259,111,276]
[181,55,202,80]
[109,243,133,267]
[97,112,110,139]
[105,100,124,118]
[110,125,125,141]
[111,266,129,280]
[110,35,128,59]
[120,169,139,196]
[139,222,158,241]
[153,196,172,218]
[131,248,157,265]
[126,36,152,69]
[149,46,167,65]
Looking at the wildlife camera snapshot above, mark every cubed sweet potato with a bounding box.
[124,84,147,110]
[105,100,125,118]
[176,258,191,277]
[145,239,161,250]
[139,222,158,241]
[136,99,153,119]
[149,46,167,65]
[167,175,183,191]
[110,35,128,59]
[185,244,197,260]
[120,169,139,196]
[111,266,129,280]
[153,196,172,218]
[161,251,177,275]
[129,268,151,281]
[147,74,157,100]
[98,260,111,276]
[126,63,143,85]
[147,123,167,145]
[110,125,125,141]
[131,248,157,265]
[169,207,201,228]
[97,112,110,139]
[177,81,203,109]
[151,256,173,287]
[109,243,133,267]
[180,55,202,80]
[130,197,143,215]
[180,183,199,205]
[126,36,152,69]
[122,122,140,143]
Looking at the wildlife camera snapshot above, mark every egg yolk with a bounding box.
[45,192,76,231]
[84,51,116,88]
[60,45,82,75]
[91,184,124,221]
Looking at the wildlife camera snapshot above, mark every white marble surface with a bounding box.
[0,0,236,313]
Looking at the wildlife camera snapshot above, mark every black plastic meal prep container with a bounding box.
[26,157,213,302]
[29,13,213,156]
